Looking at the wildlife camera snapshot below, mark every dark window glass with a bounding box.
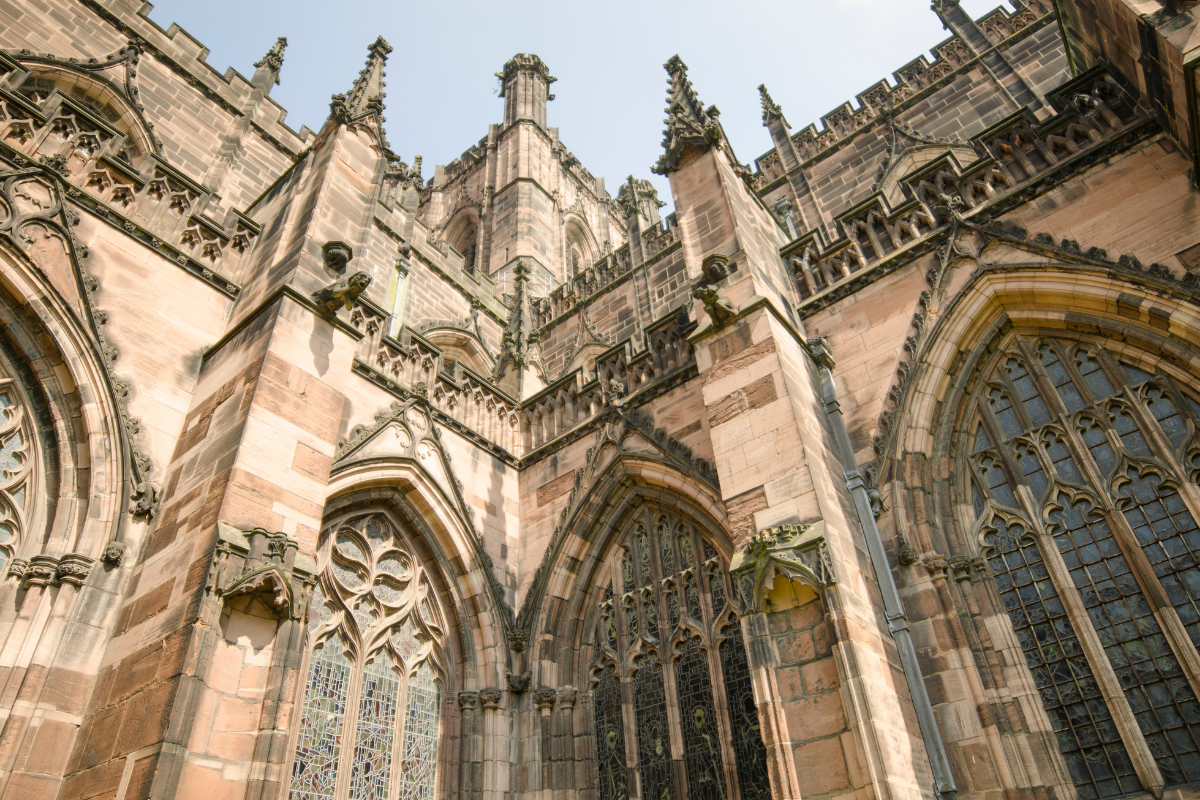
[1016,443,1049,500]
[720,615,771,800]
[1081,418,1116,477]
[1122,363,1155,385]
[1121,472,1200,649]
[632,657,675,800]
[1146,386,1188,449]
[980,454,1020,509]
[1045,433,1085,484]
[1042,344,1086,413]
[975,423,993,453]
[676,636,727,800]
[1008,357,1053,427]
[594,665,629,800]
[1111,407,1153,457]
[987,523,1140,799]
[989,387,1023,440]
[1077,351,1117,401]
[1051,499,1200,787]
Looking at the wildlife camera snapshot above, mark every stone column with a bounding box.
[532,689,555,800]
[553,689,576,800]
[479,689,506,800]
[458,691,480,800]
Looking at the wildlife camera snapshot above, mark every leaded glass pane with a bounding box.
[1051,499,1200,786]
[594,665,629,800]
[974,422,992,453]
[979,454,1019,509]
[632,657,675,800]
[349,653,399,800]
[364,517,388,552]
[290,634,351,800]
[1041,344,1086,413]
[659,521,675,575]
[1111,407,1153,457]
[1044,433,1085,484]
[644,594,659,641]
[679,529,695,568]
[986,524,1139,799]
[708,569,727,613]
[1015,443,1048,500]
[720,616,771,800]
[1121,472,1200,648]
[1077,351,1117,401]
[1123,363,1155,385]
[392,617,421,663]
[638,530,652,587]
[625,597,639,641]
[1145,385,1188,449]
[397,662,441,800]
[972,482,986,519]
[621,550,633,593]
[1007,356,1052,427]
[676,636,726,800]
[988,387,1022,440]
[685,577,702,621]
[1080,418,1116,478]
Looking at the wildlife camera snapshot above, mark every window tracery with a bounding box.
[967,335,1200,796]
[0,365,34,577]
[289,514,446,800]
[590,505,770,800]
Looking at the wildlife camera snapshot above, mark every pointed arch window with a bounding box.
[589,505,771,800]
[289,514,447,800]
[967,336,1200,796]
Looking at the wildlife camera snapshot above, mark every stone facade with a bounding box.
[2,1,1200,800]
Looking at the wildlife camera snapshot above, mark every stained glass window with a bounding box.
[291,634,351,800]
[969,335,1200,794]
[290,515,445,800]
[591,505,769,799]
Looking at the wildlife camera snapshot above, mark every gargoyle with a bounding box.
[312,271,371,313]
[693,285,737,329]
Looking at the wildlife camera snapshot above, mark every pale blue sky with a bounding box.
[147,0,1007,207]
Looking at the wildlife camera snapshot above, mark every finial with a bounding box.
[653,55,721,175]
[758,84,788,128]
[330,36,392,124]
[254,37,287,85]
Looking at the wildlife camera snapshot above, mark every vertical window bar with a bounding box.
[986,523,1141,798]
[1051,498,1200,786]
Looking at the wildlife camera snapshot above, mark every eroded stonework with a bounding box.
[2,1,1200,799]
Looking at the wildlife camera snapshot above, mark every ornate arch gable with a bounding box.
[315,492,477,690]
[329,401,514,662]
[0,163,147,554]
[562,212,599,254]
[871,226,1200,561]
[514,408,726,666]
[5,44,160,159]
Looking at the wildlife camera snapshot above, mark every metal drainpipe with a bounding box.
[810,341,959,800]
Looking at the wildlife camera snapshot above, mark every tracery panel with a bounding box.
[966,334,1200,795]
[589,504,768,800]
[288,514,448,800]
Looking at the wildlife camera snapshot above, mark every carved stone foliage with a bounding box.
[728,521,835,615]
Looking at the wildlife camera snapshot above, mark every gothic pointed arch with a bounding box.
[873,234,1200,798]
[443,207,481,274]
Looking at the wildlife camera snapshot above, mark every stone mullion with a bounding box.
[1020,501,1166,796]
[1103,385,1200,705]
[332,650,365,800]
[660,636,688,800]
[532,689,554,800]
[384,665,410,800]
[616,671,639,800]
[989,382,1166,796]
[737,610,801,800]
[440,692,462,800]
[458,691,480,800]
[702,585,741,800]
[479,689,506,800]
[554,689,576,800]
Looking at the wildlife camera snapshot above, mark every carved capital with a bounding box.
[479,689,503,710]
[532,689,556,711]
[948,556,973,583]
[7,559,29,581]
[729,521,834,615]
[556,689,577,709]
[923,555,949,582]
[56,554,95,586]
[24,555,60,587]
[458,691,479,710]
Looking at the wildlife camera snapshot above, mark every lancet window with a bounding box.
[589,505,771,800]
[289,514,446,800]
[967,335,1200,797]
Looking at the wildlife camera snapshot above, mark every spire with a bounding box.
[251,36,287,90]
[758,84,788,128]
[331,36,392,124]
[494,262,542,395]
[653,55,721,175]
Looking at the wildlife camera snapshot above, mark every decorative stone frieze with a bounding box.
[56,554,95,586]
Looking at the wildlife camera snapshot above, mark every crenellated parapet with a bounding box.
[782,68,1147,314]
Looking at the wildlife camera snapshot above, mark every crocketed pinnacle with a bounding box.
[331,36,392,123]
[653,55,721,175]
[758,84,788,128]
[254,36,287,84]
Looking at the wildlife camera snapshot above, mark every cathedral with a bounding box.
[3,0,1200,798]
